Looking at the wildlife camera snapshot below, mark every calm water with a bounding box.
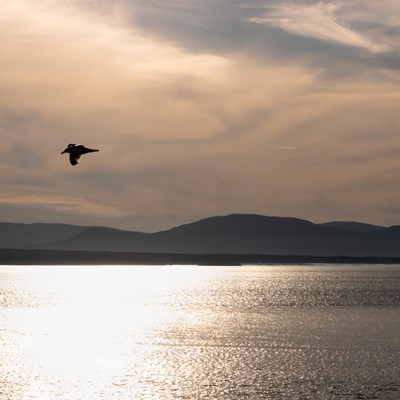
[0,264,399,400]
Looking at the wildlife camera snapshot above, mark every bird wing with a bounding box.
[80,146,98,154]
[69,153,81,165]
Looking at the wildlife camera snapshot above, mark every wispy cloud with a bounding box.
[1,0,400,229]
[0,194,127,217]
[0,1,230,85]
[248,1,400,53]
[272,146,297,150]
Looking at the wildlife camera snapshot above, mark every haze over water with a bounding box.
[1,264,399,399]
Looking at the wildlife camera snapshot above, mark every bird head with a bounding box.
[61,144,76,154]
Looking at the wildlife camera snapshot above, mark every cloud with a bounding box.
[248,1,400,54]
[0,193,125,216]
[1,1,400,230]
[0,0,231,116]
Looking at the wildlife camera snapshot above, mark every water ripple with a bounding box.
[0,264,399,399]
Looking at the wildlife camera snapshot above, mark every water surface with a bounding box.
[1,264,399,399]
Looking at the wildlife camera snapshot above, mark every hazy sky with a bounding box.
[2,0,400,231]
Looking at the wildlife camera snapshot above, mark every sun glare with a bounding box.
[4,266,209,398]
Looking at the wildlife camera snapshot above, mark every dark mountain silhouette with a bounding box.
[1,214,400,257]
[46,226,152,252]
[321,221,385,233]
[0,222,85,248]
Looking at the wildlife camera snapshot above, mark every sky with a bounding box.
[1,0,400,231]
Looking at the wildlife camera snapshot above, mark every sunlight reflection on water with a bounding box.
[1,265,399,399]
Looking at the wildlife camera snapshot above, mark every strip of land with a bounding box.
[1,249,400,265]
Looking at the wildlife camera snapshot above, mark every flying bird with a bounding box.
[61,144,99,166]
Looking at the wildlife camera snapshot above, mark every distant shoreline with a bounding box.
[1,249,400,265]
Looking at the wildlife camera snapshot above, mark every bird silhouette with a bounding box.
[61,144,99,165]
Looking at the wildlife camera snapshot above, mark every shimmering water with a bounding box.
[1,264,399,400]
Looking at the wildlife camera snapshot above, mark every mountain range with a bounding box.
[1,214,399,257]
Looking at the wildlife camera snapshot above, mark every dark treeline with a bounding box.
[1,249,400,265]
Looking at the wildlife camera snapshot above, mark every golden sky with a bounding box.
[1,0,400,231]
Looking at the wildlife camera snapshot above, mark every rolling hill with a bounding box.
[1,214,400,257]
